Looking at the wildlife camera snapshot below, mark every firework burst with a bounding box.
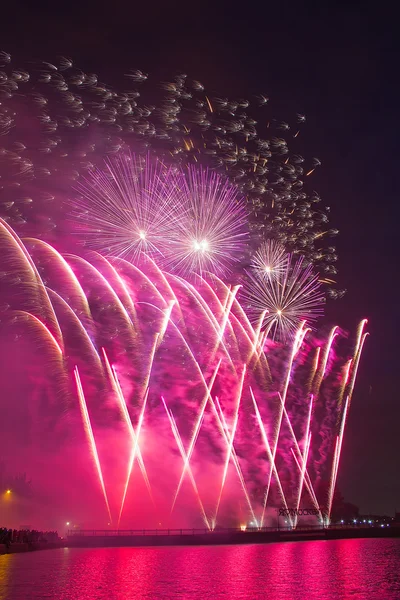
[251,240,289,282]
[244,253,325,340]
[165,166,249,277]
[73,153,179,262]
[73,157,248,277]
[0,51,342,296]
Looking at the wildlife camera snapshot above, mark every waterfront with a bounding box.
[0,538,399,599]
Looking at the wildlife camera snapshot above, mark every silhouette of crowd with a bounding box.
[0,527,59,549]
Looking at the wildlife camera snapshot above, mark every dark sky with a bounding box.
[1,0,399,515]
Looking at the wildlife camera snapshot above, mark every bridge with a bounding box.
[66,524,400,547]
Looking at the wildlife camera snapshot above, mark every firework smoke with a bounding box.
[0,220,366,527]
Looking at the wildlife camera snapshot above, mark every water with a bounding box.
[0,538,399,599]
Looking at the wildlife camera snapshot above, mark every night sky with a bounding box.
[1,0,398,515]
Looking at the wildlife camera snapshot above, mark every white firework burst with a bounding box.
[244,254,325,340]
[251,240,289,282]
[165,166,249,277]
[73,153,181,262]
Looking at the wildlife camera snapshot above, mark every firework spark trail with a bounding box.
[74,366,112,523]
[66,255,134,328]
[118,387,150,528]
[221,285,232,312]
[327,323,368,521]
[113,367,154,526]
[102,349,153,488]
[321,327,338,378]
[47,289,100,364]
[278,394,319,510]
[114,257,169,310]
[208,272,259,341]
[330,404,349,516]
[223,285,270,366]
[161,397,210,529]
[294,394,314,526]
[250,388,292,526]
[218,285,241,342]
[200,273,271,377]
[337,359,352,414]
[213,365,246,526]
[314,346,321,372]
[290,448,320,518]
[24,239,91,317]
[0,220,64,348]
[101,348,155,524]
[253,310,269,353]
[143,254,188,334]
[167,274,235,370]
[354,319,368,356]
[347,332,369,409]
[194,274,243,365]
[170,360,221,516]
[213,396,257,525]
[308,346,321,393]
[205,283,242,368]
[0,218,36,279]
[92,253,139,326]
[15,311,63,356]
[261,323,309,525]
[312,326,338,394]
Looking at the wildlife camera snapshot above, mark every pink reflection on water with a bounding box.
[0,539,400,599]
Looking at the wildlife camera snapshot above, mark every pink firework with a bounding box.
[0,220,367,529]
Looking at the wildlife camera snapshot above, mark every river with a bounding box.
[0,538,399,599]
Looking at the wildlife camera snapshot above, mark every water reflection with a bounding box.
[0,539,399,599]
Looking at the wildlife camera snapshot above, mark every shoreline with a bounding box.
[0,542,65,555]
[1,527,399,553]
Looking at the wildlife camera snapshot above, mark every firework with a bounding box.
[0,51,342,295]
[251,240,289,282]
[165,166,249,277]
[73,153,179,262]
[74,157,249,277]
[244,253,325,340]
[0,51,365,529]
[0,221,366,528]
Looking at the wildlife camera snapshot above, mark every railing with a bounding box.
[67,524,390,537]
